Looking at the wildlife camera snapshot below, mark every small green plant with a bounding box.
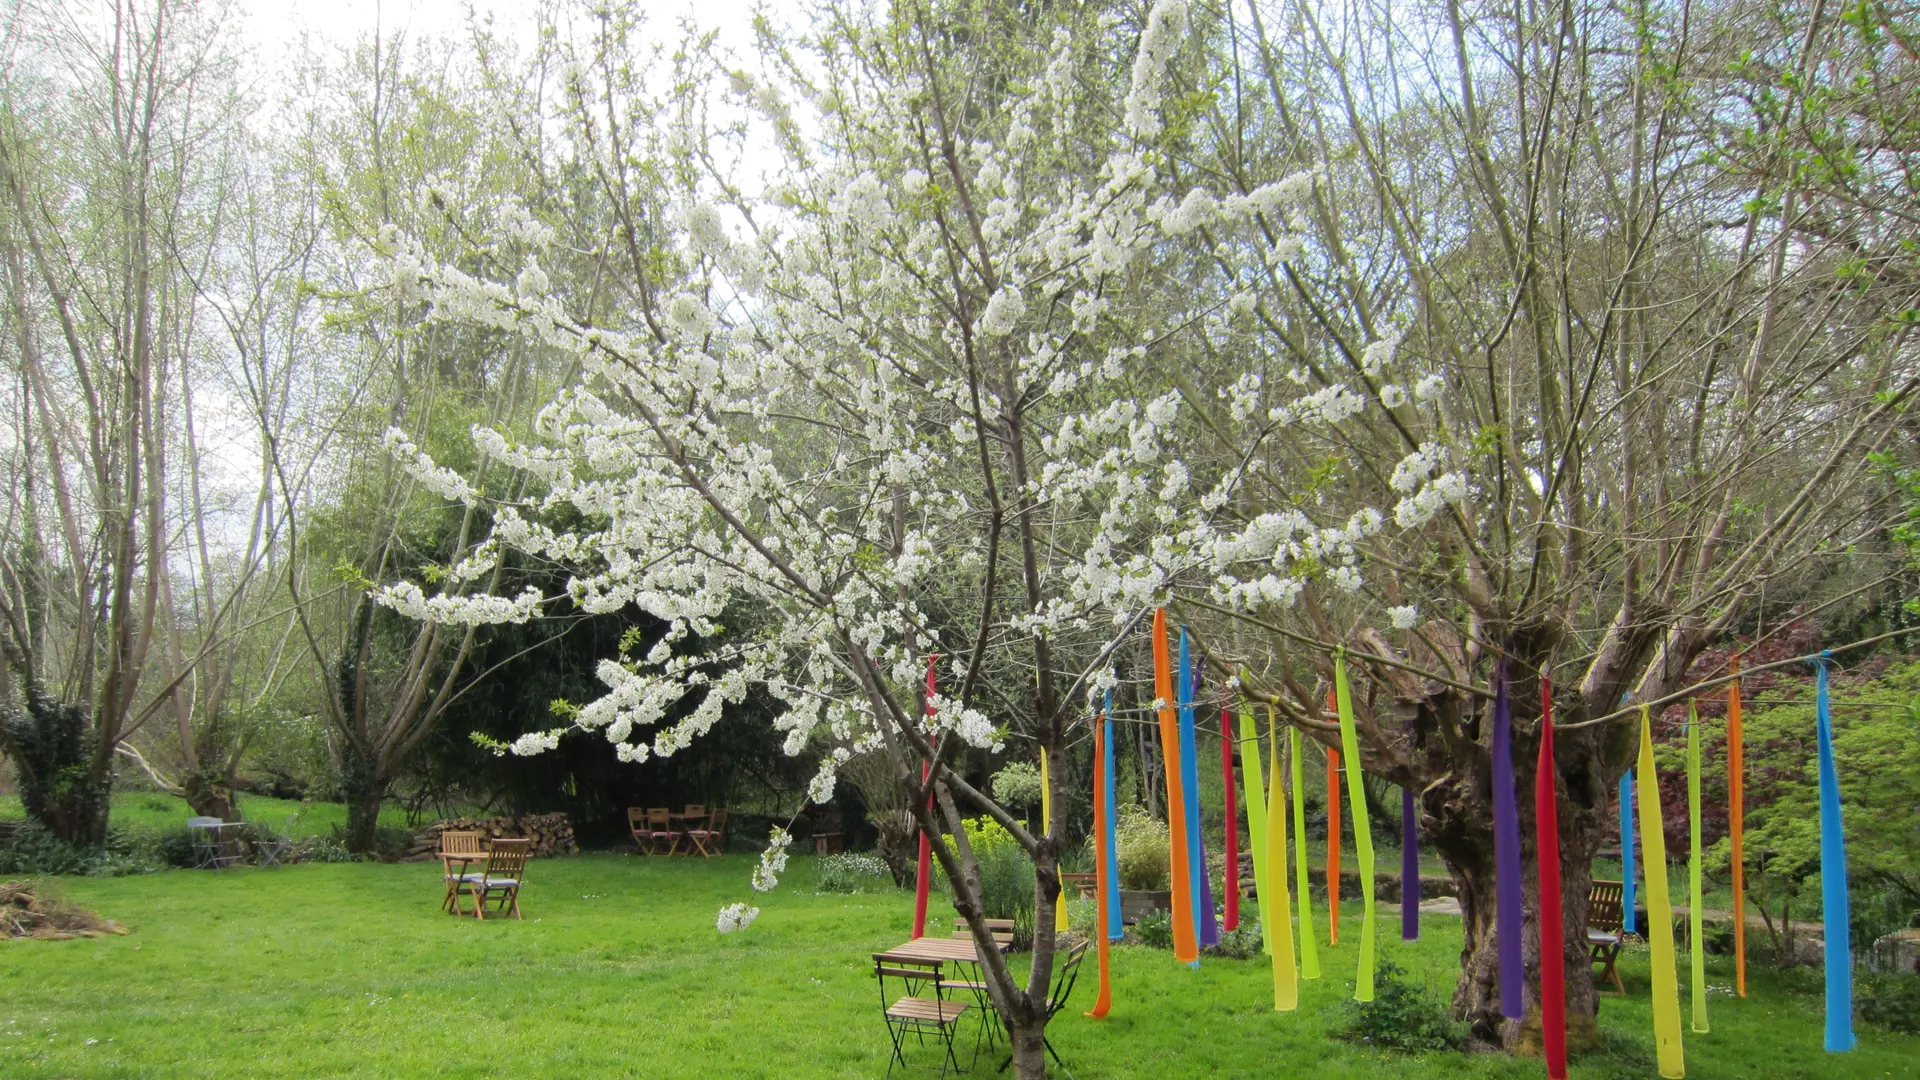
[989,762,1044,814]
[1133,908,1174,949]
[1204,916,1262,960]
[813,852,891,893]
[1337,961,1468,1053]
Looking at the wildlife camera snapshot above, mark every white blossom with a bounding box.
[716,902,760,933]
[1388,605,1419,630]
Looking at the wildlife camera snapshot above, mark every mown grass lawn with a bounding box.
[2,855,1913,1079]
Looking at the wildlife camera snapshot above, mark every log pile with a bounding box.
[405,813,578,859]
[1,880,128,940]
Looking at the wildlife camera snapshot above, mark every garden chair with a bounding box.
[685,809,728,856]
[440,831,487,914]
[186,817,222,870]
[874,951,971,1078]
[943,918,1017,1052]
[996,939,1088,1077]
[645,807,677,855]
[467,837,531,920]
[253,816,296,869]
[627,808,650,854]
[1588,878,1627,997]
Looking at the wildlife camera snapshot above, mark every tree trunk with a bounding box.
[4,683,112,845]
[1005,1015,1048,1079]
[339,742,385,853]
[182,772,235,822]
[1429,766,1605,1051]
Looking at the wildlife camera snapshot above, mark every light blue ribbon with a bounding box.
[1103,687,1122,942]
[1620,768,1637,935]
[1816,653,1855,1052]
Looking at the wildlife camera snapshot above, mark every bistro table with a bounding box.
[884,936,1006,965]
[666,812,709,855]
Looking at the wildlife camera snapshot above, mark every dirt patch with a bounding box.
[0,880,128,940]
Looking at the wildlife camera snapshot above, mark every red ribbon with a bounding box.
[1536,675,1567,1080]
[911,655,937,938]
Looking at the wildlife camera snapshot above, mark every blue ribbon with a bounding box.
[1620,769,1637,935]
[1103,687,1122,942]
[1816,653,1855,1052]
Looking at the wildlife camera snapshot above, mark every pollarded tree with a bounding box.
[361,2,1321,1073]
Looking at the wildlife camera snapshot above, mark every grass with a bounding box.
[0,792,424,840]
[2,856,1915,1078]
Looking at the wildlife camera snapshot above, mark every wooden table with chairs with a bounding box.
[438,833,531,920]
[871,922,1085,1077]
[629,805,729,856]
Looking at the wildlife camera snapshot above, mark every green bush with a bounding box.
[974,836,1036,924]
[0,820,164,877]
[1337,961,1468,1053]
[1859,972,1920,1034]
[1115,804,1169,891]
[814,852,892,893]
[293,834,358,863]
[1205,916,1262,960]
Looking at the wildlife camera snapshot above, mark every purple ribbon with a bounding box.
[1402,785,1420,941]
[1493,658,1523,1020]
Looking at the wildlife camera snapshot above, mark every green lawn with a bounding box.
[0,792,425,839]
[2,856,1913,1078]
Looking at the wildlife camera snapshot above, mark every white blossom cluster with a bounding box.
[752,827,793,892]
[716,902,759,933]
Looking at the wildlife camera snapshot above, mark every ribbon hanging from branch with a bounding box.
[1222,705,1240,933]
[1152,609,1198,965]
[1687,701,1708,1034]
[1291,727,1321,980]
[1817,653,1856,1053]
[1333,651,1377,1001]
[1239,700,1274,957]
[1492,658,1524,1021]
[1620,769,1638,936]
[1327,697,1342,947]
[1638,705,1686,1079]
[1103,688,1122,944]
[911,655,937,939]
[1402,786,1420,942]
[1728,653,1746,997]
[1179,631,1219,948]
[1265,703,1299,1010]
[1042,748,1067,934]
[1089,712,1113,1019]
[1537,674,1567,1080]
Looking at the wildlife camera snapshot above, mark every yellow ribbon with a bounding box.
[1639,705,1686,1078]
[1290,726,1321,980]
[1333,652,1377,1001]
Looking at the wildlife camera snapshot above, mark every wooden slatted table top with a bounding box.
[882,936,1009,964]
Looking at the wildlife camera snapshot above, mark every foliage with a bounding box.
[1115,805,1171,892]
[813,852,892,894]
[1336,961,1469,1053]
[1858,972,1920,1035]
[0,821,162,878]
[1204,916,1262,961]
[1132,908,1174,950]
[990,763,1044,812]
[974,836,1037,928]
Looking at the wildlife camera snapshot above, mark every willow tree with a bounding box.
[1173,0,1920,1046]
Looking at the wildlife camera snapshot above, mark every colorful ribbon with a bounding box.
[1042,748,1067,933]
[1620,768,1638,935]
[1266,703,1298,1009]
[911,656,936,938]
[1222,707,1240,933]
[1328,729,1341,945]
[1687,701,1707,1034]
[1333,652,1377,1001]
[1179,631,1218,948]
[1239,701,1274,956]
[1103,688,1122,944]
[1152,610,1198,964]
[1817,654,1855,1053]
[1090,715,1113,1018]
[1291,727,1321,979]
[1638,705,1686,1078]
[1727,654,1746,997]
[1537,675,1567,1080]
[1402,786,1420,941]
[1492,658,1523,1020]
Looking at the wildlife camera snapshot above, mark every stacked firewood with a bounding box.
[405,813,578,859]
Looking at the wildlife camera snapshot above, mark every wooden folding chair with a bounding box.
[1588,878,1628,997]
[874,952,971,1078]
[686,809,728,856]
[646,808,677,855]
[994,939,1088,1076]
[440,830,486,914]
[467,838,531,920]
[627,809,651,854]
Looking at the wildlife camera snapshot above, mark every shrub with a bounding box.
[293,834,358,863]
[1859,972,1920,1034]
[1115,804,1169,891]
[1337,961,1468,1053]
[989,762,1043,814]
[814,852,892,893]
[0,820,164,877]
[1205,916,1262,960]
[974,836,1036,925]
[1133,908,1174,949]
